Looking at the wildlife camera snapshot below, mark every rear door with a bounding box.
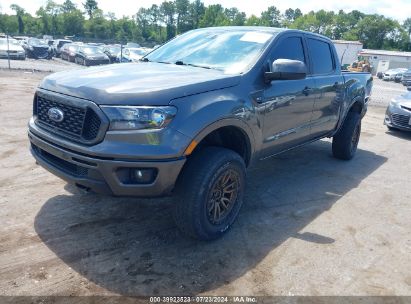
[260,34,317,157]
[306,36,344,137]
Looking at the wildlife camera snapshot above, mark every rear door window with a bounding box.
[307,38,334,75]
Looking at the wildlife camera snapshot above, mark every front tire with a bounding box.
[332,112,361,160]
[174,147,246,240]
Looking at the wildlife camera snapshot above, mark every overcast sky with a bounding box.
[0,0,409,22]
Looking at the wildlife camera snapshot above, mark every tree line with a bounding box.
[0,0,410,50]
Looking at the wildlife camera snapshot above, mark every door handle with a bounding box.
[302,87,313,96]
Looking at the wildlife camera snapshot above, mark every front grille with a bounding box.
[33,145,88,177]
[391,113,411,128]
[32,46,49,58]
[35,95,101,142]
[88,59,109,65]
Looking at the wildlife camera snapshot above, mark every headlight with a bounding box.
[389,99,401,109]
[101,106,177,131]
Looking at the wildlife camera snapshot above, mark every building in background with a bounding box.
[333,40,363,68]
[359,49,411,75]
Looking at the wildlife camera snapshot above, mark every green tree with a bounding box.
[357,15,396,49]
[45,0,61,35]
[160,1,175,40]
[175,0,191,33]
[83,0,98,19]
[61,0,76,13]
[224,8,245,26]
[10,4,25,33]
[404,18,411,36]
[188,0,205,29]
[62,8,84,36]
[283,8,302,25]
[199,4,229,27]
[245,15,261,26]
[260,6,281,27]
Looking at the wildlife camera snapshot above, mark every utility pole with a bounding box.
[6,34,11,70]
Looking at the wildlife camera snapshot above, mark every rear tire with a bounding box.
[174,147,246,240]
[332,112,361,160]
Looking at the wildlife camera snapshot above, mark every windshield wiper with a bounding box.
[140,58,172,65]
[175,60,212,70]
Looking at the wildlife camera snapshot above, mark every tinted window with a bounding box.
[271,37,305,63]
[308,39,334,74]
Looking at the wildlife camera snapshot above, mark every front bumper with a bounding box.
[87,59,110,66]
[29,130,186,197]
[402,79,411,86]
[384,104,411,132]
[0,53,25,60]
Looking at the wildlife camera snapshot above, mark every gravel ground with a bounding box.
[0,57,84,73]
[0,70,410,298]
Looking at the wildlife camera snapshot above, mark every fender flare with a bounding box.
[334,95,365,136]
[188,118,257,166]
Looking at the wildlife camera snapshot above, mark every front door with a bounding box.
[260,35,317,158]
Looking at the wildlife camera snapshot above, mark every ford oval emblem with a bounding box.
[47,107,64,122]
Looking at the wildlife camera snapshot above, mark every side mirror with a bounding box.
[265,59,307,82]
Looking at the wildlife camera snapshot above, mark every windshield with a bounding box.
[109,47,120,53]
[29,38,46,46]
[83,47,102,54]
[145,29,276,74]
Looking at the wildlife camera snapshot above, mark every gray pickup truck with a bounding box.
[28,27,372,240]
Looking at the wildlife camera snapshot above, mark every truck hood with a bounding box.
[39,62,241,105]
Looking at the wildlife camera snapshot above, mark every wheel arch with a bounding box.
[184,118,256,167]
[334,95,365,136]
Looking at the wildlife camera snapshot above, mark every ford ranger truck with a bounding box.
[28,27,373,240]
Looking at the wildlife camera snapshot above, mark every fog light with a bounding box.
[385,115,391,123]
[130,168,157,184]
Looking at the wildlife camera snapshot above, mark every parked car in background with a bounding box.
[0,38,26,60]
[102,45,121,63]
[119,47,147,62]
[385,89,411,131]
[394,71,406,83]
[13,36,29,44]
[74,45,110,66]
[401,69,411,86]
[126,42,141,48]
[377,71,383,79]
[60,43,81,62]
[52,39,72,57]
[383,68,408,81]
[23,38,52,59]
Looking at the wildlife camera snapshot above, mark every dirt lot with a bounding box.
[0,70,410,297]
[0,58,83,73]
